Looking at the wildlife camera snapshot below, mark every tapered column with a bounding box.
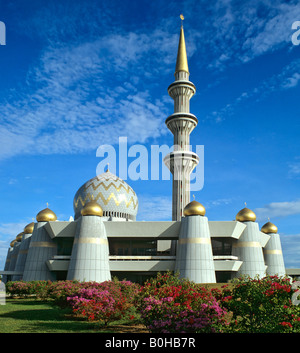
[13,222,34,280]
[67,201,111,282]
[261,221,285,276]
[23,207,57,281]
[175,201,216,283]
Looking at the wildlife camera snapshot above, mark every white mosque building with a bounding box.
[1,23,290,284]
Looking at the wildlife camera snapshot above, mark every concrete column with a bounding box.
[22,222,57,281]
[2,247,13,282]
[264,233,285,276]
[232,222,266,278]
[8,242,20,274]
[175,211,216,283]
[67,215,111,282]
[13,224,34,281]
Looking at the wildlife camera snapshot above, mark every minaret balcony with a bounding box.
[163,150,199,175]
[168,80,196,100]
[165,112,198,134]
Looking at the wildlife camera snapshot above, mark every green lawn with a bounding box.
[0,298,148,333]
[0,298,102,333]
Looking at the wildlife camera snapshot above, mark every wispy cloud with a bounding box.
[281,233,300,268]
[255,200,300,222]
[194,0,300,70]
[288,158,300,179]
[0,28,178,160]
[206,58,300,122]
[137,195,172,221]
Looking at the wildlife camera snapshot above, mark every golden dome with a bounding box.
[261,221,278,234]
[236,207,256,222]
[16,232,24,242]
[10,239,17,247]
[81,200,103,217]
[36,207,57,222]
[24,222,35,234]
[183,200,206,216]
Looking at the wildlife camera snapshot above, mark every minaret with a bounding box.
[164,19,199,221]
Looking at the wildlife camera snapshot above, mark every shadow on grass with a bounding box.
[0,301,97,332]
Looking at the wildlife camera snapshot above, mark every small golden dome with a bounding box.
[183,200,206,216]
[36,207,57,222]
[236,207,256,222]
[16,232,24,242]
[10,239,17,247]
[24,222,35,234]
[261,221,278,234]
[81,200,103,217]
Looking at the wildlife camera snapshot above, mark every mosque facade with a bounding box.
[1,24,289,284]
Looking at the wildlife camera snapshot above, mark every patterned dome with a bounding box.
[73,170,138,220]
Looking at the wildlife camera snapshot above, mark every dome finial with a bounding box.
[184,200,206,216]
[36,205,57,222]
[236,205,256,222]
[261,220,278,234]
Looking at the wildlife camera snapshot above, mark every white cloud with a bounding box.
[281,72,300,89]
[281,233,300,268]
[137,195,172,221]
[203,0,300,68]
[205,58,300,122]
[0,29,177,160]
[288,158,300,179]
[255,200,300,222]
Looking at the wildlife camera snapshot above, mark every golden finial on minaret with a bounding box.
[180,14,184,27]
[175,15,189,75]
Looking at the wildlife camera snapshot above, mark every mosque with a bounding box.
[1,22,291,284]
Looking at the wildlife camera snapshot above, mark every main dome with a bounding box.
[73,170,138,220]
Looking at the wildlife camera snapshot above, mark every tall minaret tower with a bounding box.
[164,18,199,221]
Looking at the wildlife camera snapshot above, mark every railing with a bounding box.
[109,256,176,261]
[213,255,238,260]
[52,255,239,261]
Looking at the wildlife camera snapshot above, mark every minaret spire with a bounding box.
[164,17,199,221]
[175,25,189,75]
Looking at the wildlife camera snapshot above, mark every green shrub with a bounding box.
[219,275,300,333]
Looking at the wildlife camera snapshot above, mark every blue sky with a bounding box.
[0,0,300,269]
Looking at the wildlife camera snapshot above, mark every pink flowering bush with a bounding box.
[67,287,125,325]
[138,272,228,333]
[66,280,140,325]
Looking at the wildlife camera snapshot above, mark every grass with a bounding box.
[0,298,149,333]
[0,298,101,333]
